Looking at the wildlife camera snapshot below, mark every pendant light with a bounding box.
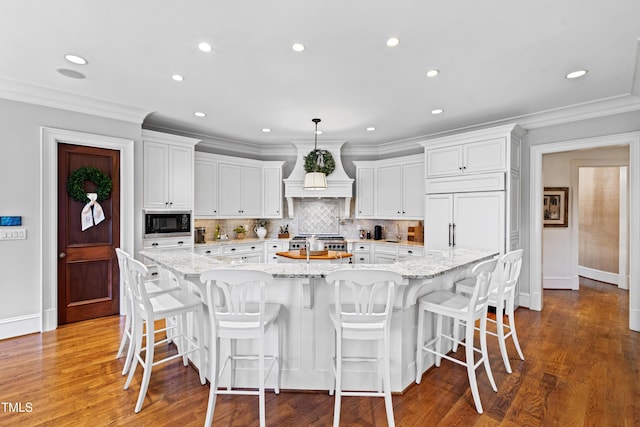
[303,118,328,190]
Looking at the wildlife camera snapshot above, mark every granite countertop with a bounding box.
[140,247,495,280]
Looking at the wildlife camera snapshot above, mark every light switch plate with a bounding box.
[0,228,27,240]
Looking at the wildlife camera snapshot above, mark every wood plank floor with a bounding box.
[1,277,639,426]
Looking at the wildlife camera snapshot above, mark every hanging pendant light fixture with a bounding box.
[303,118,328,190]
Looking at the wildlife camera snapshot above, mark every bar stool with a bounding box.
[455,249,525,373]
[200,269,282,427]
[325,269,403,427]
[415,258,498,414]
[123,257,206,413]
[114,248,179,375]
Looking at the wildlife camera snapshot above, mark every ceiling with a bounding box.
[2,1,640,152]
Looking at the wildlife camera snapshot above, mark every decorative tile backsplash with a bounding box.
[297,199,340,235]
[194,199,423,241]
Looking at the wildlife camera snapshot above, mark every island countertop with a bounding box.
[139,247,497,280]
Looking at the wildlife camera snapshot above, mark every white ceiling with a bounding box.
[2,0,640,151]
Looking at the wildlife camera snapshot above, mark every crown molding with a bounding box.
[0,78,151,124]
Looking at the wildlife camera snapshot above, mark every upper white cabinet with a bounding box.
[355,167,375,218]
[426,137,507,178]
[194,154,218,217]
[143,130,199,210]
[194,151,284,219]
[263,163,283,218]
[354,154,424,220]
[219,163,262,217]
[420,123,525,254]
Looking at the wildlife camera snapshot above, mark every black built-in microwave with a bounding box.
[144,211,191,238]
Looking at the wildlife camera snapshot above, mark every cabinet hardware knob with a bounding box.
[59,252,66,259]
[206,250,211,254]
[231,248,236,251]
[152,243,159,247]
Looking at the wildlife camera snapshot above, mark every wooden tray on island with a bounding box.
[299,248,328,256]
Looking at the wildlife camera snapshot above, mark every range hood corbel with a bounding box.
[283,140,354,219]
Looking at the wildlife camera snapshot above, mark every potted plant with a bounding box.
[233,225,247,239]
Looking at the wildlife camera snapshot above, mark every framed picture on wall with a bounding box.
[543,187,569,227]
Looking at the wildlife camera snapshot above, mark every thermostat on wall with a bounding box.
[0,216,22,226]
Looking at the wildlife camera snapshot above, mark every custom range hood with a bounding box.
[283,140,353,219]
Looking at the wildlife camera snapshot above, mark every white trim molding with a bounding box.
[0,313,41,341]
[529,132,640,332]
[40,127,135,333]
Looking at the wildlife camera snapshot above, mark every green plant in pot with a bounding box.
[233,225,247,239]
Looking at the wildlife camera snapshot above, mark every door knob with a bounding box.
[59,252,66,258]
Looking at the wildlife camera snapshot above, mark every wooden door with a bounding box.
[58,144,120,324]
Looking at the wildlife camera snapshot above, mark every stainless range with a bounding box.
[289,235,348,251]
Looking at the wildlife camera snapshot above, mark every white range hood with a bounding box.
[283,140,354,219]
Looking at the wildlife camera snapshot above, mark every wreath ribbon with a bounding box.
[81,193,105,231]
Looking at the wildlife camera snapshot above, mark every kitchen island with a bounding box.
[140,247,497,392]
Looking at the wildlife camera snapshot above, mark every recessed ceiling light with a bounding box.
[366,127,376,132]
[172,74,184,82]
[430,109,444,115]
[426,69,439,78]
[64,54,87,65]
[57,68,86,79]
[262,128,271,133]
[292,43,305,52]
[565,69,588,79]
[194,112,207,118]
[198,42,212,52]
[386,38,400,47]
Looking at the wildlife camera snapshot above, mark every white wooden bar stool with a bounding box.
[123,257,206,413]
[455,249,525,373]
[200,269,282,427]
[415,258,498,414]
[325,269,403,427]
[114,248,180,376]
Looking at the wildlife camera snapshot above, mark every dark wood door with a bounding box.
[58,144,120,324]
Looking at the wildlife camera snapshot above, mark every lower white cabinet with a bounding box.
[265,240,285,264]
[425,191,505,253]
[351,242,372,264]
[222,242,264,263]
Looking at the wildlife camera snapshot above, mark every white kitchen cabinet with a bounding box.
[194,152,284,219]
[265,240,285,264]
[222,242,264,263]
[354,154,424,220]
[194,154,218,217]
[263,163,284,218]
[143,131,199,210]
[421,124,524,255]
[425,137,506,178]
[355,167,375,218]
[425,192,505,253]
[351,241,372,264]
[218,163,262,217]
[373,244,397,264]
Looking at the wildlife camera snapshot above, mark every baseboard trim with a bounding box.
[543,275,578,290]
[577,265,619,286]
[0,313,41,341]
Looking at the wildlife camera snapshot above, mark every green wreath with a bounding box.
[303,149,335,176]
[67,166,112,203]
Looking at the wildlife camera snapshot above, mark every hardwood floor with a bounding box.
[1,277,638,426]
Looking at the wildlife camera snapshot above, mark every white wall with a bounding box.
[541,147,630,289]
[0,98,142,339]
